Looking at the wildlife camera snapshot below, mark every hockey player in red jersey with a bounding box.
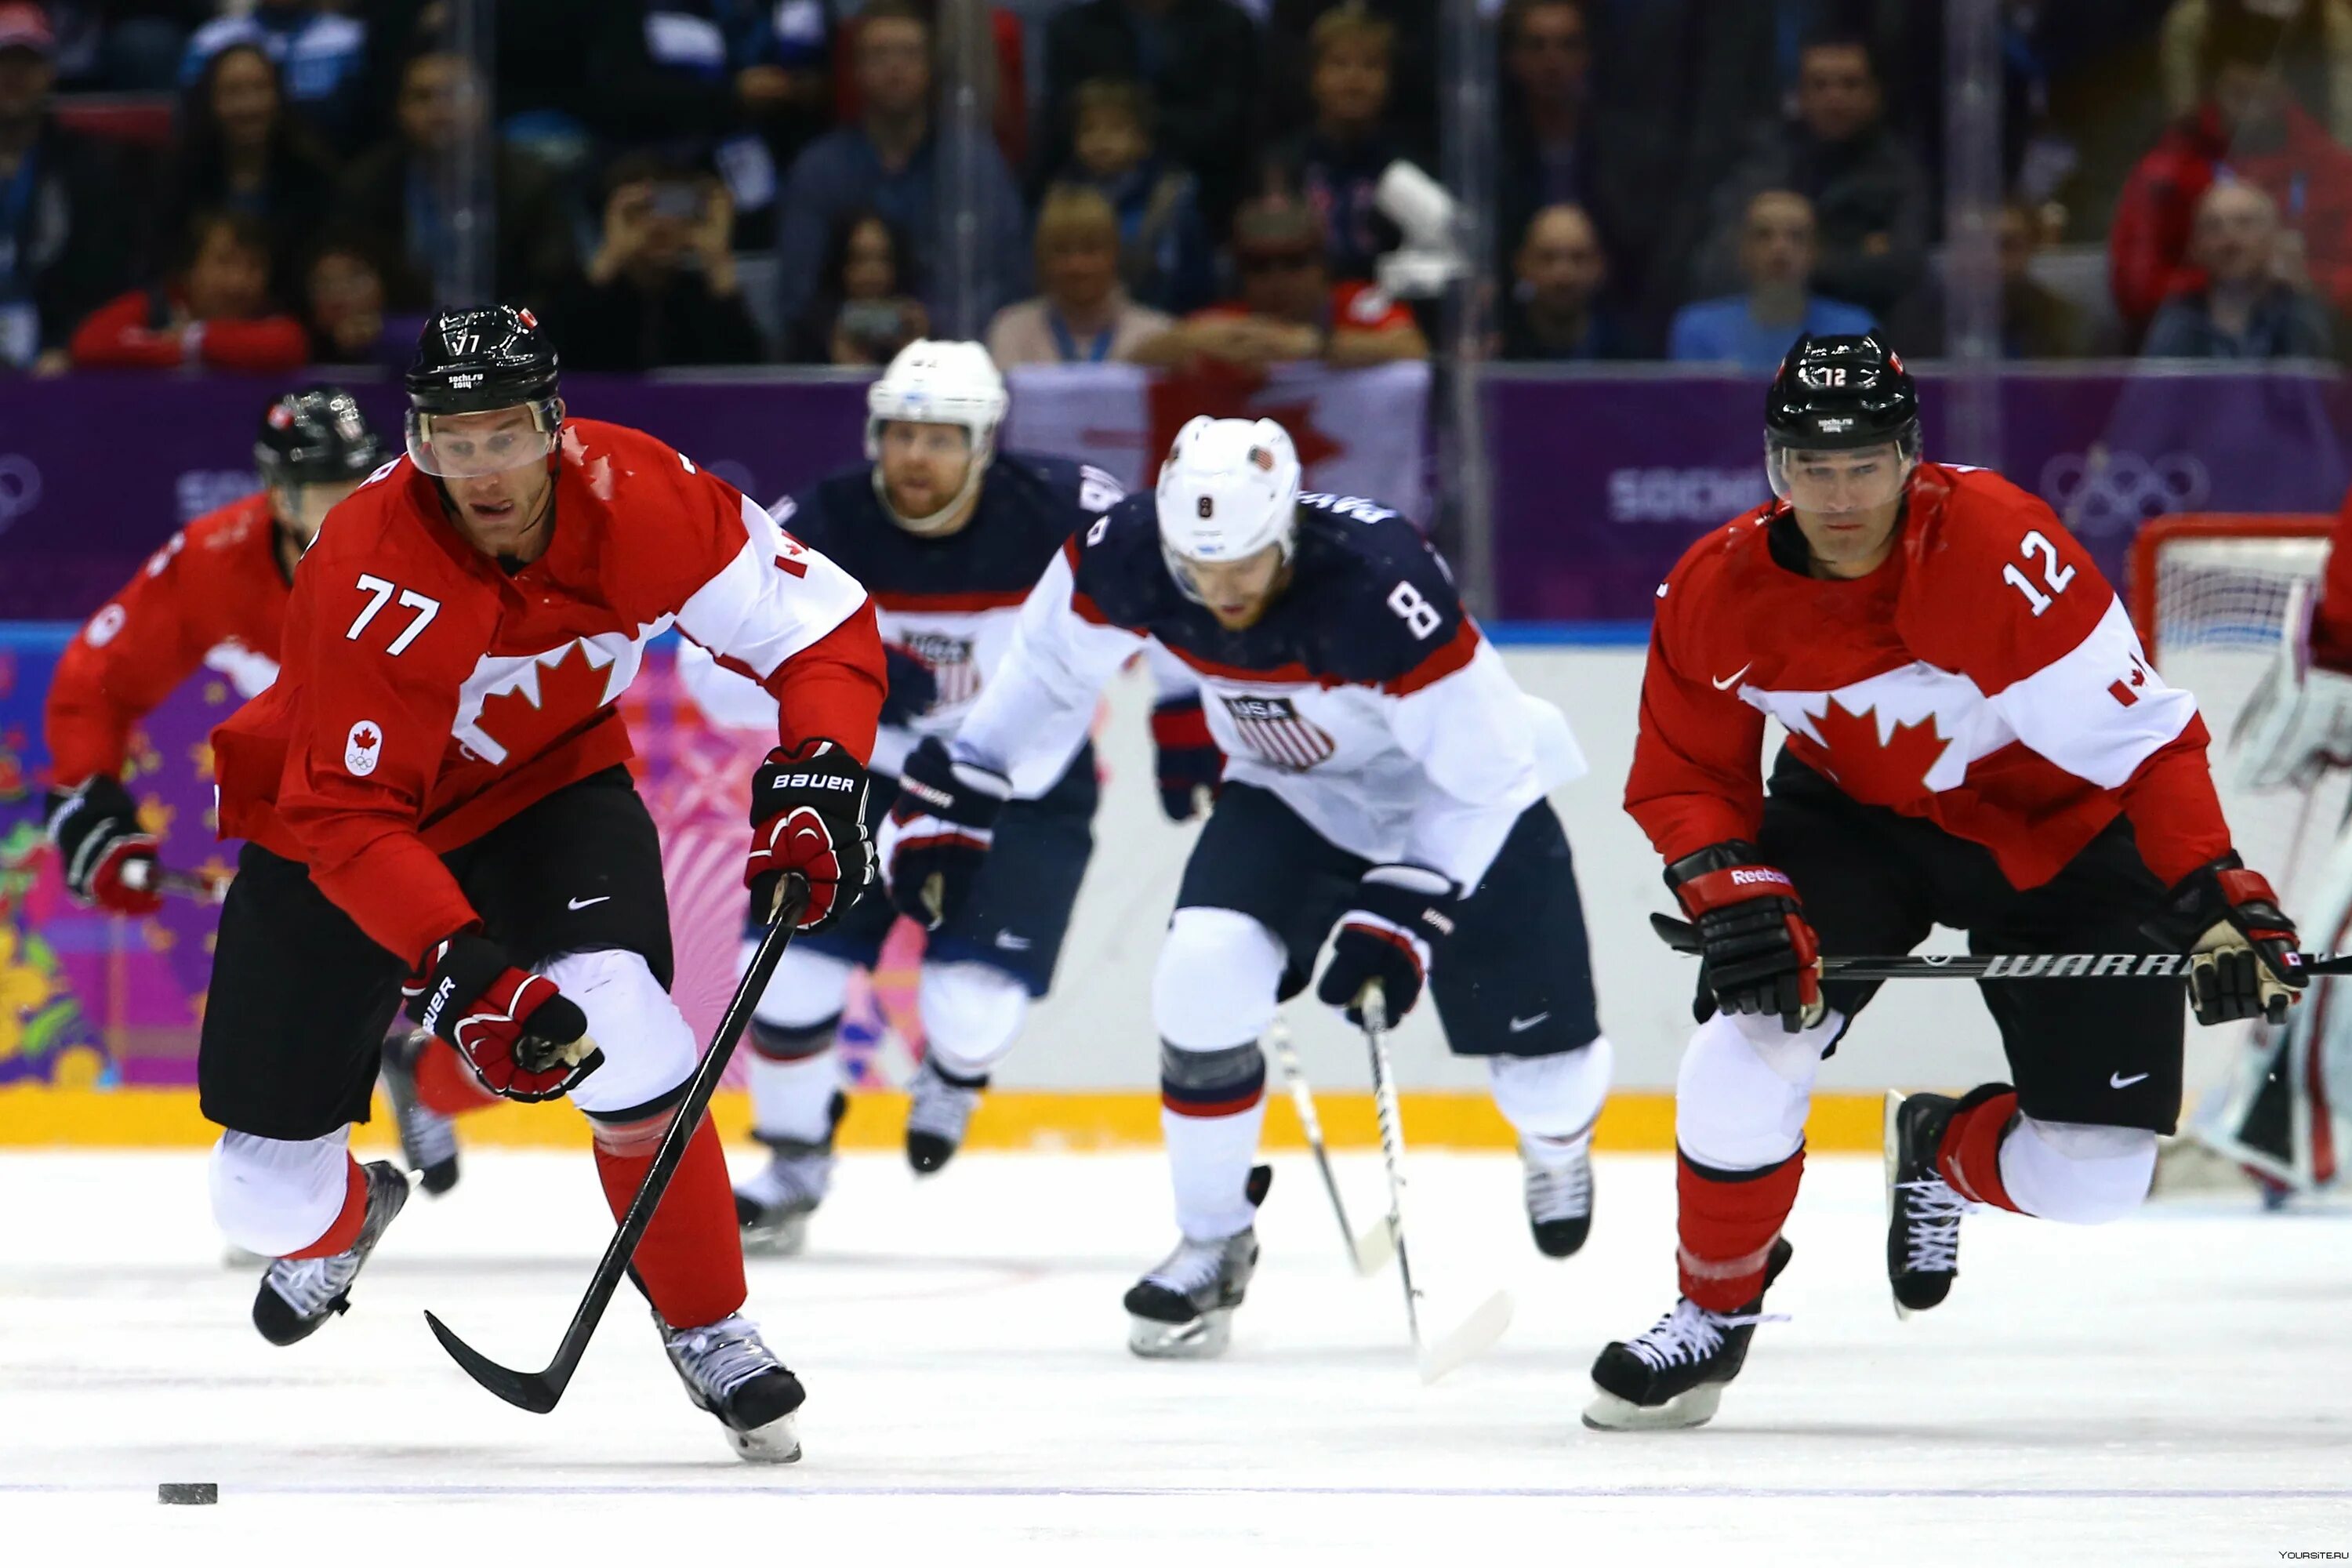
[1585,335,2303,1431]
[43,385,384,915]
[200,307,885,1461]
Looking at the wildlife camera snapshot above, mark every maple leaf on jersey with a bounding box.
[1806,698,1952,807]
[469,640,622,765]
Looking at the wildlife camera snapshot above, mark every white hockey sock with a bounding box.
[1490,1036,1613,1160]
[1163,1096,1269,1242]
[916,961,1029,1080]
[747,1045,842,1147]
[209,1127,355,1258]
[1998,1116,2156,1224]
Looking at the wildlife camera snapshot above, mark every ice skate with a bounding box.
[659,1309,805,1463]
[379,1029,460,1196]
[1124,1228,1261,1359]
[735,1091,845,1257]
[1521,1133,1594,1258]
[251,1161,412,1347]
[1885,1089,1969,1317]
[905,1055,986,1174]
[1584,1236,1792,1431]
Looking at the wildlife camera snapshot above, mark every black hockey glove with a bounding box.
[405,932,601,1102]
[45,773,162,916]
[1667,840,1824,1033]
[748,739,874,933]
[884,735,1009,930]
[2148,852,2304,1026]
[879,643,941,729]
[1150,695,1222,822]
[1316,864,1457,1025]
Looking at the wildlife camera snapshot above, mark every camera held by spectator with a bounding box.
[788,208,930,367]
[554,154,767,372]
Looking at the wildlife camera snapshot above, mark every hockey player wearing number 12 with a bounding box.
[881,416,1615,1357]
[1585,333,2305,1432]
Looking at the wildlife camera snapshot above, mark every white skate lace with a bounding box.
[1898,1177,1969,1273]
[906,1059,982,1143]
[1624,1298,1780,1371]
[263,1249,361,1317]
[668,1313,782,1402]
[1523,1140,1593,1222]
[1143,1236,1236,1297]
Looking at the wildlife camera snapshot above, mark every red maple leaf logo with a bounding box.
[352,725,378,753]
[1804,698,1951,807]
[470,641,617,764]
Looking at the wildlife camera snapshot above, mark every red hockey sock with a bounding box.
[285,1156,368,1258]
[415,1036,502,1116]
[1935,1084,2023,1213]
[1676,1146,1804,1312]
[590,1109,746,1330]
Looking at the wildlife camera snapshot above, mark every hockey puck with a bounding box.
[158,1483,217,1505]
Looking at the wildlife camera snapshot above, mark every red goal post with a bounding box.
[2125,513,2333,667]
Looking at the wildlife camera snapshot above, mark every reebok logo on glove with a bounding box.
[1730,868,1794,890]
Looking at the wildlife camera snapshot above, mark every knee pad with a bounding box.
[1998,1117,2156,1224]
[750,940,855,1032]
[1489,1036,1613,1142]
[1160,1039,1267,1117]
[539,949,698,1118]
[1152,907,1285,1051]
[918,961,1029,1078]
[1674,1011,1834,1173]
[210,1128,352,1258]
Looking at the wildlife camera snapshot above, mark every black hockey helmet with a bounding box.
[404,305,563,478]
[255,384,383,489]
[1765,332,1919,454]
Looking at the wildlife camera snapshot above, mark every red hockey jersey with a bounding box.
[1628,463,2234,891]
[214,419,885,967]
[45,491,290,789]
[2308,483,2352,674]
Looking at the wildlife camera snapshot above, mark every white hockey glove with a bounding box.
[2233,576,2352,793]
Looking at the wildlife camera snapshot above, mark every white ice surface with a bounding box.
[2,1149,2347,1566]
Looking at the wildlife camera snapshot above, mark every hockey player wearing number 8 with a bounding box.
[880,414,1616,1358]
[1585,333,2305,1432]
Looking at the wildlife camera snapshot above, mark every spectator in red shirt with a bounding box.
[71,209,309,372]
[1131,193,1428,370]
[2111,7,2352,329]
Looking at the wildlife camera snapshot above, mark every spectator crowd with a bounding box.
[7,0,2351,377]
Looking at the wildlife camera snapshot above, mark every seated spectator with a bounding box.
[1061,78,1214,313]
[1691,29,1929,319]
[2143,179,2336,358]
[782,207,929,365]
[1261,5,1414,283]
[336,49,576,313]
[551,155,768,372]
[71,209,307,371]
[181,0,368,151]
[300,230,390,367]
[0,5,140,373]
[1669,189,1874,373]
[1130,193,1428,369]
[1883,199,2094,359]
[1265,0,1438,151]
[987,185,1174,366]
[1041,0,1260,227]
[774,0,1026,339]
[830,2,1029,167]
[159,42,337,304]
[1497,204,1635,361]
[722,0,842,182]
[2161,0,2352,146]
[2114,7,2352,330]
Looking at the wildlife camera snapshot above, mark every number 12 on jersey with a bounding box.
[2002,529,2076,617]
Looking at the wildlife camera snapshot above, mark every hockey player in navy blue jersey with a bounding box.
[882,416,1617,1356]
[687,342,1205,1253]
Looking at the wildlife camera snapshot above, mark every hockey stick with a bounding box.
[1265,1014,1394,1276]
[117,859,230,904]
[424,877,808,1414]
[1650,913,2352,981]
[1359,981,1514,1384]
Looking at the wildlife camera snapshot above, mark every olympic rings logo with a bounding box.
[0,453,42,535]
[2038,448,2209,535]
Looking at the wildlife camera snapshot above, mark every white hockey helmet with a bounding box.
[1154,416,1301,599]
[866,339,1008,533]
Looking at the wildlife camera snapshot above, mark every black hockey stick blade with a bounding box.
[1648,913,2352,980]
[424,878,810,1413]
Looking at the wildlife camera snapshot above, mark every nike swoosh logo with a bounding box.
[1711,663,1753,691]
[1508,1012,1550,1033]
[2111,1071,2150,1089]
[993,931,1031,950]
[567,895,612,910]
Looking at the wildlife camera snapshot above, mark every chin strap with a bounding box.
[872,456,990,536]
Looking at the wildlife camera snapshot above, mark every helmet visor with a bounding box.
[1766,434,1916,511]
[405,404,558,478]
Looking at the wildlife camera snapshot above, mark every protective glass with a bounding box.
[405,405,559,478]
[1766,437,1917,513]
[274,477,365,543]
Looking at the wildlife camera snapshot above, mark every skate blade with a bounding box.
[1882,1091,1911,1322]
[739,1210,811,1258]
[1417,1290,1514,1384]
[1127,1307,1234,1360]
[1581,1381,1724,1432]
[727,1411,802,1464]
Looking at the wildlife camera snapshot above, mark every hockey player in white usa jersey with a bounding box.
[880,416,1617,1356]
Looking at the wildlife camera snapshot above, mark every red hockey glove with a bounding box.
[747,739,873,933]
[1151,696,1223,822]
[44,775,162,916]
[405,932,601,1102]
[1668,840,1824,1033]
[883,736,1008,929]
[1316,865,1457,1024]
[2151,853,2304,1027]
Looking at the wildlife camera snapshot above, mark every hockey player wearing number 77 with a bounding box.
[880,415,1617,1358]
[1586,333,2304,1432]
